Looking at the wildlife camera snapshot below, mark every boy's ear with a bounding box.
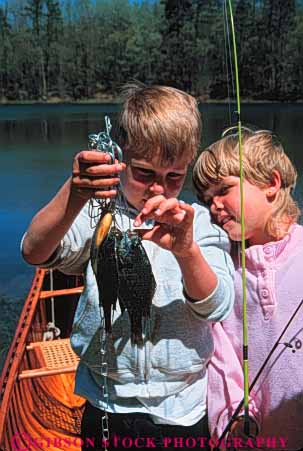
[266,170,281,198]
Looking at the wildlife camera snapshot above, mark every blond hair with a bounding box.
[114,82,201,164]
[193,129,300,240]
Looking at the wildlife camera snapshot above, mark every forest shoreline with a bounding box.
[1,97,303,105]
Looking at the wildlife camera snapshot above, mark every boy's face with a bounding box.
[120,151,191,211]
[203,176,273,245]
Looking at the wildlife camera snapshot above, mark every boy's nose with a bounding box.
[149,182,165,195]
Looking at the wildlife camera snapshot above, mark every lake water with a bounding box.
[1,103,303,299]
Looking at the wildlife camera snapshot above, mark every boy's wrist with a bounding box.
[174,242,200,259]
[69,178,92,207]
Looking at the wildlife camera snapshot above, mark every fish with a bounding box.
[91,212,156,346]
[91,212,122,334]
[116,231,156,346]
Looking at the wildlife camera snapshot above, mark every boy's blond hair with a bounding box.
[114,82,201,164]
[193,129,300,240]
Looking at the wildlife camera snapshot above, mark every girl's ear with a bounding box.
[266,170,281,198]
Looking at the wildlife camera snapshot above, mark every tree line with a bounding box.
[0,0,302,102]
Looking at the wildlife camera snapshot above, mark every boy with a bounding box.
[22,83,234,451]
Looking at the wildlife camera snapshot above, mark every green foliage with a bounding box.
[0,0,303,101]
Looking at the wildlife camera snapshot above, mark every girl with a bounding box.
[193,128,303,450]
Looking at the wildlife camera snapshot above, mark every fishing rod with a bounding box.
[216,298,303,444]
[225,0,250,436]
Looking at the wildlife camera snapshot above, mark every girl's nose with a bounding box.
[210,196,224,213]
[149,181,165,195]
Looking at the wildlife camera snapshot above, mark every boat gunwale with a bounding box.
[0,268,46,443]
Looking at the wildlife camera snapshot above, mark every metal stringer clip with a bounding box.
[87,115,124,225]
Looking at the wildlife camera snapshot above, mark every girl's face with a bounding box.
[203,176,274,246]
[120,152,190,211]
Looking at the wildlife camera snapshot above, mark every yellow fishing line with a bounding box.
[227,0,250,434]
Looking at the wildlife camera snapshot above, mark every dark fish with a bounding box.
[91,213,121,333]
[116,232,156,346]
[91,213,156,346]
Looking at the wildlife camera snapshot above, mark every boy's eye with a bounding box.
[132,167,154,177]
[167,173,184,180]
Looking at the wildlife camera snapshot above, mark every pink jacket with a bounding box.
[208,224,303,450]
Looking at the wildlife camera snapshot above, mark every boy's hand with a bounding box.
[71,151,126,200]
[134,195,195,257]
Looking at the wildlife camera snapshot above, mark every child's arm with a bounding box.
[22,151,124,265]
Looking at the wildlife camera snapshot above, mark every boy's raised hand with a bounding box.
[134,195,195,257]
[71,151,126,200]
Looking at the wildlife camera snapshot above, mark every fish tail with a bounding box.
[130,316,144,347]
[104,309,113,334]
[131,332,144,347]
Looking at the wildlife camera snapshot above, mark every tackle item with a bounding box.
[89,116,157,345]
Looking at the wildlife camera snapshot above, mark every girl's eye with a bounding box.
[219,186,229,195]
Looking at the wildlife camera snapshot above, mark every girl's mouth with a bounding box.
[221,216,236,230]
[221,215,233,225]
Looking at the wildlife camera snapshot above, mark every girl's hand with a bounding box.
[134,195,195,257]
[71,150,126,200]
[228,416,260,449]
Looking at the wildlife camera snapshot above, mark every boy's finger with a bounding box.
[73,163,124,178]
[133,212,157,227]
[154,202,194,226]
[73,151,115,174]
[153,211,187,226]
[77,150,112,163]
[94,189,117,198]
[72,187,117,200]
[136,224,161,241]
[175,202,195,220]
[141,196,181,216]
[141,195,167,215]
[136,201,192,227]
[72,176,120,188]
[83,163,125,176]
[153,198,182,217]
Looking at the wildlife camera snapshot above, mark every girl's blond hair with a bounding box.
[193,129,300,240]
[114,82,201,164]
